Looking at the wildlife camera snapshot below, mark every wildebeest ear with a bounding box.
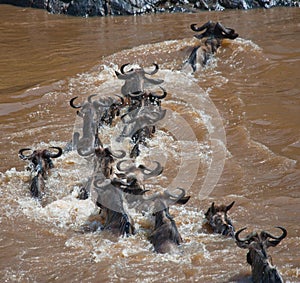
[226,201,235,212]
[211,202,216,213]
[205,202,215,217]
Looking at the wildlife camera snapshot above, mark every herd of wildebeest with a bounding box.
[18,21,287,282]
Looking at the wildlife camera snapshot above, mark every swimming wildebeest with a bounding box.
[77,145,126,200]
[149,188,190,254]
[204,201,235,237]
[235,226,287,283]
[94,178,135,237]
[182,20,239,72]
[115,63,164,96]
[18,147,63,198]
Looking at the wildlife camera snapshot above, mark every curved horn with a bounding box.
[235,228,259,249]
[116,159,136,173]
[215,22,239,39]
[128,91,144,98]
[18,148,33,160]
[226,201,235,212]
[138,161,163,178]
[190,21,211,32]
[150,87,167,100]
[264,226,287,248]
[46,147,63,158]
[106,148,126,159]
[145,63,159,75]
[235,227,251,248]
[94,178,112,191]
[120,63,131,74]
[88,94,98,103]
[70,96,82,109]
[163,187,186,201]
[77,146,95,157]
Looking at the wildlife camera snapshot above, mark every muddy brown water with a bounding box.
[0,4,299,283]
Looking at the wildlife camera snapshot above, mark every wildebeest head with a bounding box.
[115,63,164,96]
[204,201,235,237]
[94,146,126,179]
[19,147,63,177]
[235,226,287,283]
[191,21,239,41]
[116,159,163,182]
[182,21,239,73]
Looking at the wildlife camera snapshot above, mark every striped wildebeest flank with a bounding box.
[18,147,63,199]
[203,201,235,237]
[182,20,239,72]
[235,226,287,283]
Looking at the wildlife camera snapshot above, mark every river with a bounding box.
[0,4,299,283]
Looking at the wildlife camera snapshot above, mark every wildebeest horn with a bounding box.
[94,177,111,189]
[210,202,216,214]
[263,226,287,248]
[87,94,98,103]
[215,22,239,39]
[70,96,82,109]
[163,187,186,201]
[116,160,136,173]
[18,148,33,160]
[120,63,131,74]
[225,201,235,212]
[235,227,257,248]
[138,161,163,178]
[190,21,211,32]
[77,146,95,157]
[145,63,159,75]
[106,148,126,159]
[151,87,167,100]
[128,91,144,98]
[45,147,63,158]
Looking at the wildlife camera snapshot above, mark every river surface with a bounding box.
[0,4,299,283]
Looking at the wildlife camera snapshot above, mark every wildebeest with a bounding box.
[115,63,164,96]
[18,147,62,198]
[77,145,126,200]
[149,188,190,253]
[182,21,239,72]
[235,226,287,283]
[93,178,135,237]
[204,201,235,237]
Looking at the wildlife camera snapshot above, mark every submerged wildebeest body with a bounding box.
[150,207,183,254]
[149,188,190,254]
[18,147,63,198]
[93,178,136,236]
[204,201,235,237]
[182,21,239,72]
[78,146,126,200]
[235,226,287,283]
